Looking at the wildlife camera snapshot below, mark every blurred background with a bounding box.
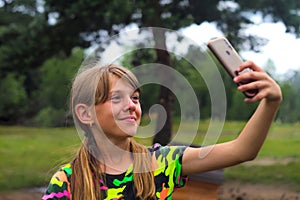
[0,0,299,199]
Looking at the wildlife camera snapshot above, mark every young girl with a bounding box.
[42,61,282,200]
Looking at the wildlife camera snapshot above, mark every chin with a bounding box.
[125,129,138,137]
[118,127,138,137]
[117,122,138,136]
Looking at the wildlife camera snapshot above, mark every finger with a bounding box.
[233,71,266,84]
[237,80,268,92]
[244,90,267,103]
[237,60,264,73]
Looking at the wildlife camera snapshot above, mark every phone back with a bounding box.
[207,37,243,78]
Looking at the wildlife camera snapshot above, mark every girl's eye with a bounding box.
[131,94,140,102]
[111,95,121,102]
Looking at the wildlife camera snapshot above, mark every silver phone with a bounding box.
[207,37,258,98]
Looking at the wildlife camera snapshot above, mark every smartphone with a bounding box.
[207,37,258,98]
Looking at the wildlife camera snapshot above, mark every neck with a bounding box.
[96,137,133,174]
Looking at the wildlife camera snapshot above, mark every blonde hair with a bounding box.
[70,64,155,200]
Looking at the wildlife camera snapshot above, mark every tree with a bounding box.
[277,70,300,122]
[0,73,28,124]
[130,0,300,144]
[33,48,84,126]
[1,0,300,140]
[0,0,134,123]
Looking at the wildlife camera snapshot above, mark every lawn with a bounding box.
[0,126,81,190]
[0,121,299,191]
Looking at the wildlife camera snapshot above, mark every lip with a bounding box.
[119,116,137,122]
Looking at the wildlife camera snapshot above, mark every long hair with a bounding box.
[70,64,155,199]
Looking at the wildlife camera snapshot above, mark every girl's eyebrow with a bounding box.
[108,91,122,98]
[110,89,139,94]
[108,90,139,99]
[110,90,122,94]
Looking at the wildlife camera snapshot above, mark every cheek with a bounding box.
[136,105,142,122]
[138,105,142,115]
[110,104,124,117]
[95,104,115,125]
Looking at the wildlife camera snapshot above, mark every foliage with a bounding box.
[0,47,85,126]
[33,107,67,127]
[0,73,28,124]
[277,71,300,122]
[227,91,258,120]
[37,48,83,109]
[32,48,84,126]
[0,0,300,126]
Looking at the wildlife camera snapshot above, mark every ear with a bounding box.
[75,103,94,125]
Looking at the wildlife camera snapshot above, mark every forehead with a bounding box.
[109,75,137,93]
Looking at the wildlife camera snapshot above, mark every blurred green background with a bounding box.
[1,122,299,191]
[0,0,300,194]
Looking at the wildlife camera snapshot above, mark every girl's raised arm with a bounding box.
[181,61,282,176]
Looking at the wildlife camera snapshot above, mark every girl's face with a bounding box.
[95,76,141,141]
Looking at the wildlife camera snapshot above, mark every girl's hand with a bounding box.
[233,61,282,104]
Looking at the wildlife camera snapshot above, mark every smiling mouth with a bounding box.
[119,116,136,123]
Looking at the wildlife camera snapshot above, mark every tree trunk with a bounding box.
[152,28,174,146]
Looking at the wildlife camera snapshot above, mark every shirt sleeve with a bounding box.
[41,164,72,200]
[151,144,188,199]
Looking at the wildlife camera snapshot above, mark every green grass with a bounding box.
[0,126,81,191]
[0,121,299,191]
[221,122,300,191]
[224,162,300,191]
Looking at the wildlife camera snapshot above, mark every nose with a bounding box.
[124,97,136,112]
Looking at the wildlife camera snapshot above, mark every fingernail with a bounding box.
[233,77,238,82]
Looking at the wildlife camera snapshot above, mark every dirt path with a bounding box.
[0,191,42,200]
[218,182,300,200]
[0,182,300,200]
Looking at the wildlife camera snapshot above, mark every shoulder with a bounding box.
[60,163,72,177]
[149,143,187,172]
[42,164,72,200]
[150,144,188,194]
[52,163,72,183]
[149,143,187,160]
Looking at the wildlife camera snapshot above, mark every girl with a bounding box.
[42,61,282,200]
